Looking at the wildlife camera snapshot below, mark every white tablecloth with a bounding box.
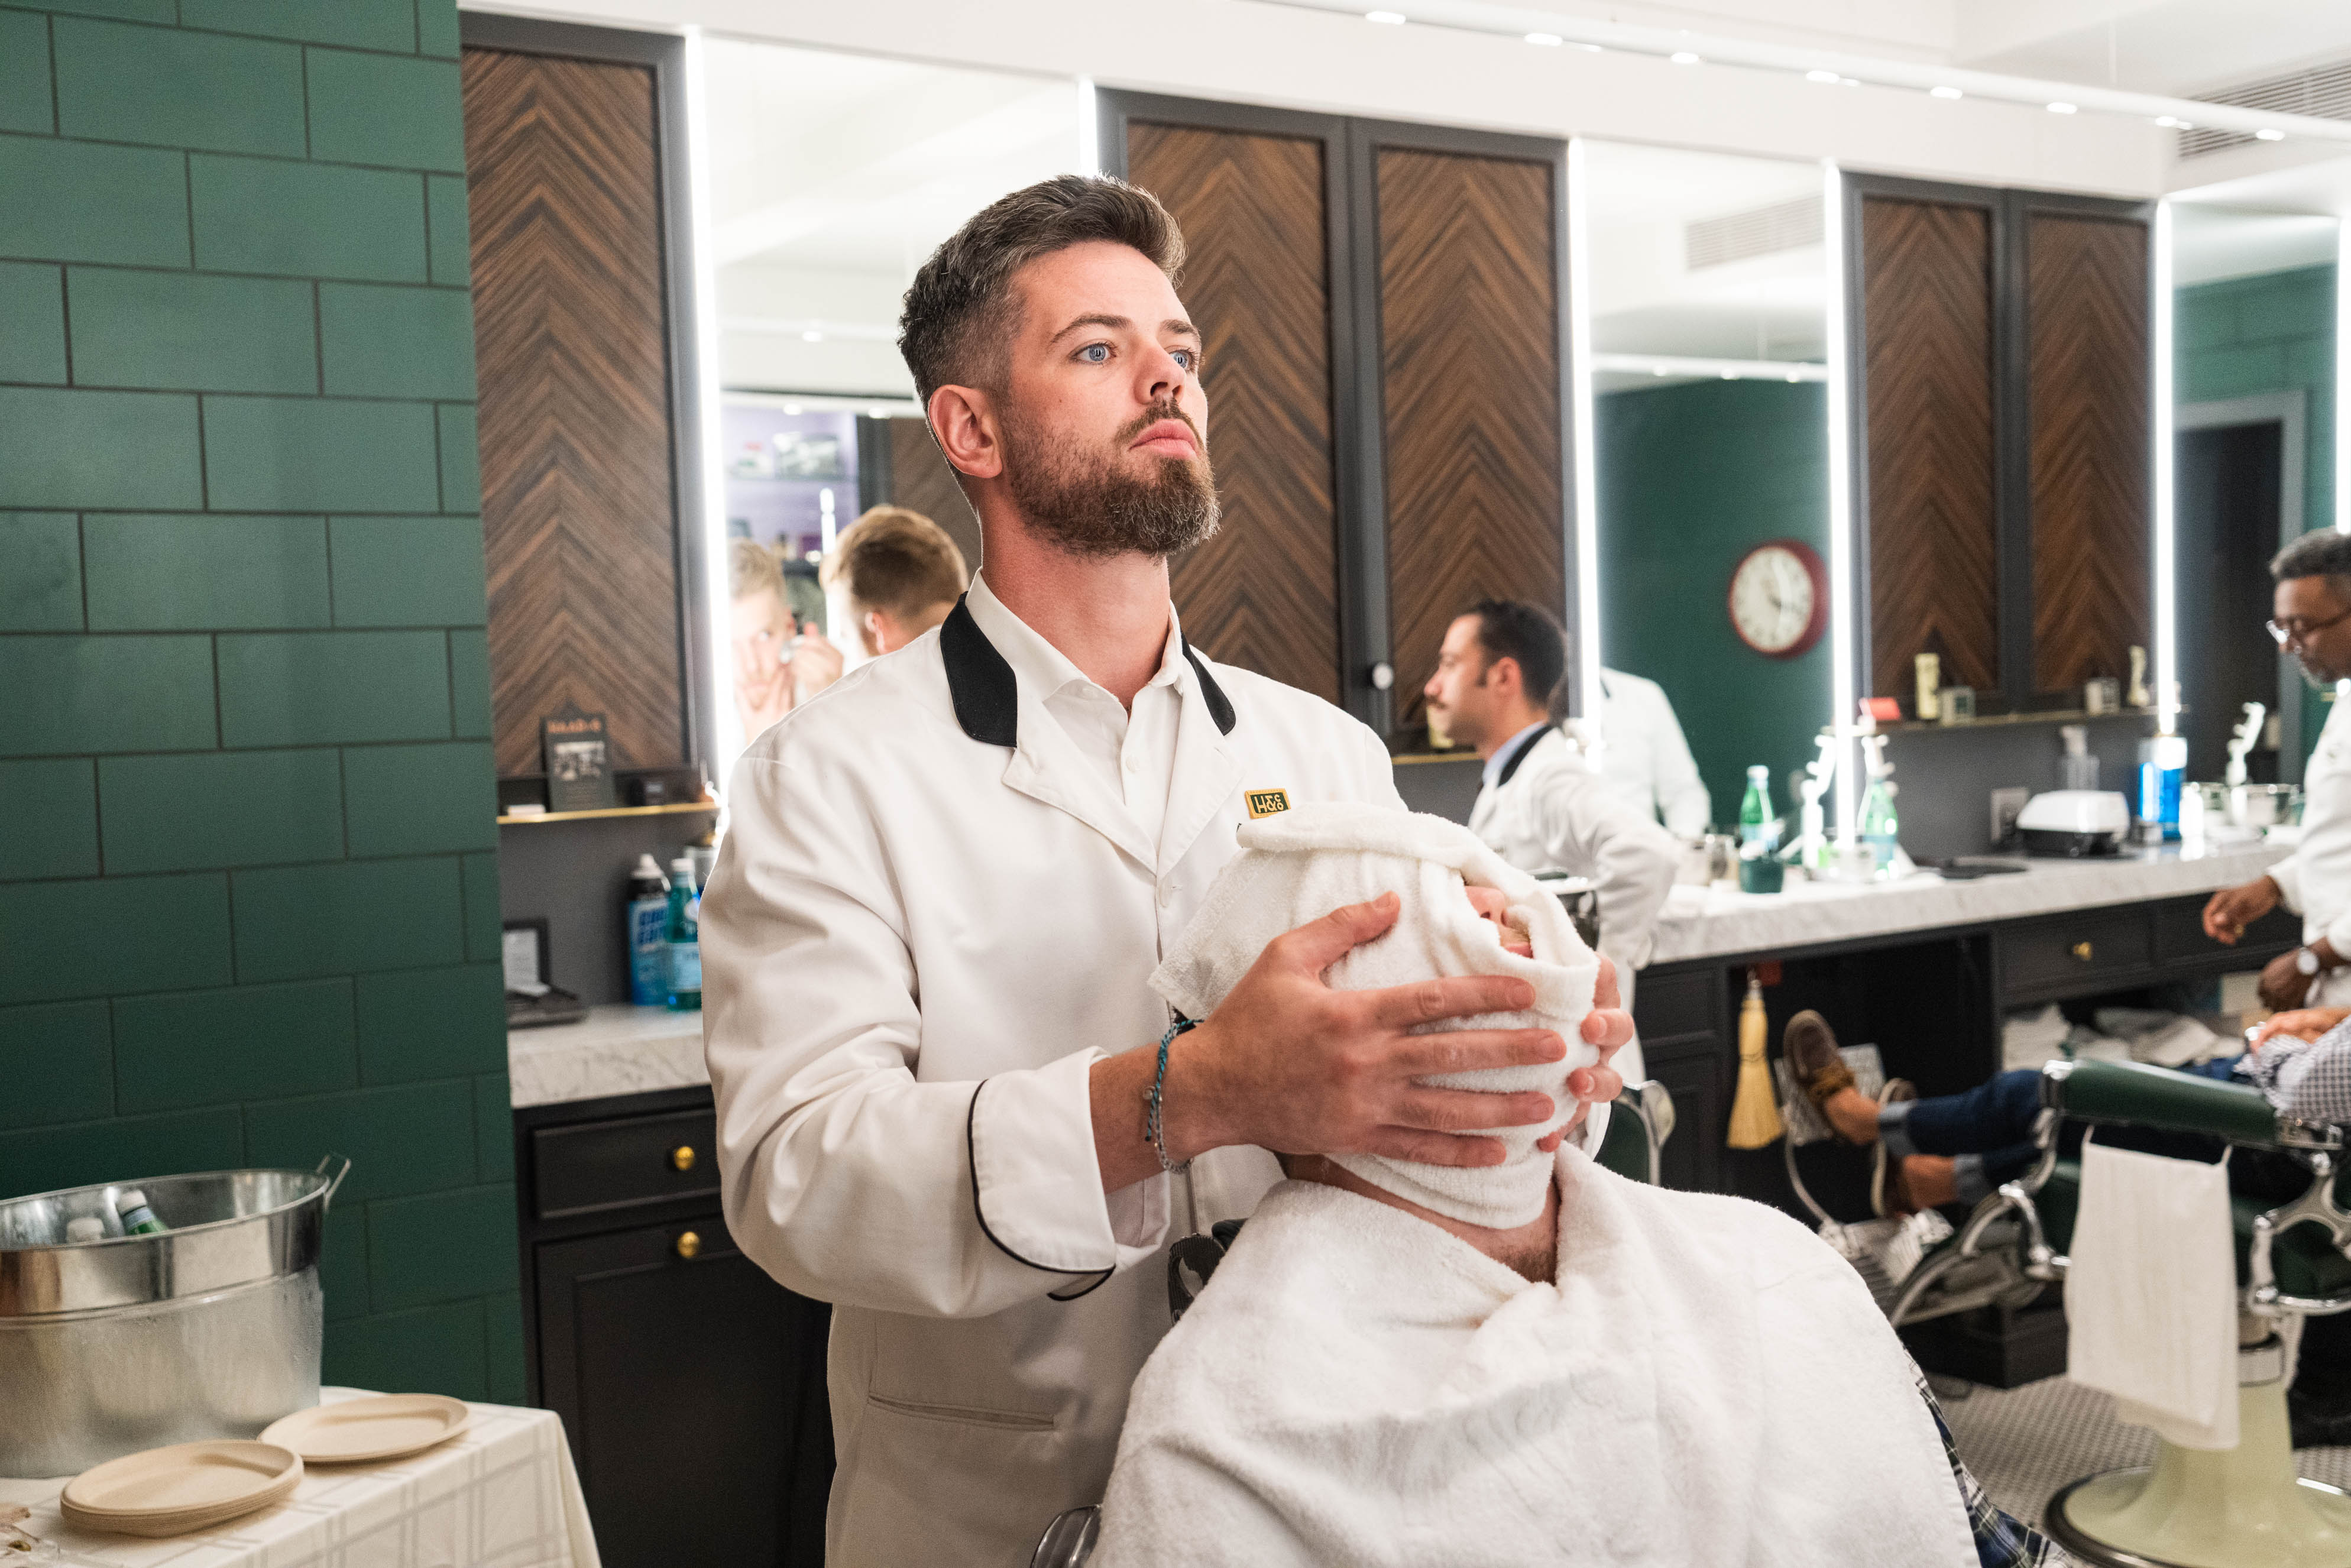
[0,1391,600,1568]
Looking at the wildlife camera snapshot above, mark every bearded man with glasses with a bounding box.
[2206,529,2351,1012]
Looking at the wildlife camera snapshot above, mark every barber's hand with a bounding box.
[2250,1006,2351,1050]
[2260,950,2317,1012]
[2205,876,2281,944]
[1174,893,1569,1168]
[1542,954,1631,1150]
[789,633,845,698]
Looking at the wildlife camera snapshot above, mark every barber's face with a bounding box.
[1425,615,1507,750]
[990,241,1217,558]
[731,588,791,687]
[2275,576,2351,685]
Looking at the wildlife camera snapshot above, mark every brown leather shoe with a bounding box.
[1783,1010,1855,1110]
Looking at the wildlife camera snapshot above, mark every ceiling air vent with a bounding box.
[2182,59,2351,157]
[1685,193,1824,271]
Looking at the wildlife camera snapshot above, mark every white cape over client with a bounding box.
[1093,1145,1977,1567]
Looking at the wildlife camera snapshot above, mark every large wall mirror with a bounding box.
[1576,141,1833,834]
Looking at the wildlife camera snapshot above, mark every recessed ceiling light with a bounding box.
[1670,51,1701,65]
[1806,69,1839,83]
[1650,367,1668,376]
[802,329,824,342]
[1719,371,1737,380]
[2257,128,2285,141]
[2047,101,2077,114]
[1576,41,1601,51]
[1526,32,1562,46]
[1785,372,1802,383]
[869,407,891,418]
[2154,115,2182,128]
[1930,85,1963,100]
[782,403,803,414]
[1840,77,1859,87]
[1365,10,1406,22]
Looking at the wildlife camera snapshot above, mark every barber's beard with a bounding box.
[1002,404,1220,559]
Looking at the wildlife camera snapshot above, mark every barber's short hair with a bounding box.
[728,537,784,604]
[2273,529,2351,589]
[898,175,1186,406]
[1468,598,1570,715]
[818,507,970,619]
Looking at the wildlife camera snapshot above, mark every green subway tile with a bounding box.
[2181,341,2287,404]
[319,1204,368,1320]
[0,12,53,135]
[245,1078,474,1201]
[0,636,216,757]
[0,759,98,879]
[0,132,188,268]
[24,0,174,20]
[418,0,459,60]
[319,285,474,401]
[0,387,201,510]
[85,514,329,631]
[484,1290,524,1404]
[112,977,357,1110]
[2235,270,2334,344]
[0,873,230,1005]
[307,50,463,173]
[218,630,448,747]
[425,174,468,284]
[475,1072,513,1183]
[231,855,461,981]
[0,1000,112,1129]
[449,631,490,740]
[367,1184,517,1310]
[0,1107,242,1202]
[0,513,80,631]
[344,743,495,858]
[354,962,501,1084]
[180,0,416,51]
[436,404,478,514]
[98,749,344,874]
[55,18,305,158]
[329,517,485,628]
[0,262,67,383]
[322,1301,486,1402]
[2284,335,2337,388]
[203,397,439,514]
[459,850,500,963]
[2175,297,2237,354]
[190,155,425,284]
[68,269,317,395]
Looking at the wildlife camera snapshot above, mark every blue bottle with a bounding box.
[2138,734,2186,842]
[664,857,701,1012]
[626,854,671,1007]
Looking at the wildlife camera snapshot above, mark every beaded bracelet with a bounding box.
[1147,1016,1199,1175]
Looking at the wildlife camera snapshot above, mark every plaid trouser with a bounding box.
[1917,1369,2080,1567]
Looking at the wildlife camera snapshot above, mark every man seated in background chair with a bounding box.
[817,504,970,657]
[1787,1005,2351,1446]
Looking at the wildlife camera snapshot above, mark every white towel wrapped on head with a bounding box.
[1149,801,1599,1228]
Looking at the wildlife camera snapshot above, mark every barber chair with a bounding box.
[1028,1081,1680,1568]
[1776,1044,1960,1310]
[1888,1057,2351,1568]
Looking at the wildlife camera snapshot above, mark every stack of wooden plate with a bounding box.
[59,1441,303,1537]
[261,1394,471,1464]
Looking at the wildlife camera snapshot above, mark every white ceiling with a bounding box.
[2169,201,2341,284]
[1954,0,2351,99]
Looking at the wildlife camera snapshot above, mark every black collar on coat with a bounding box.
[939,595,1235,748]
[1493,723,1553,789]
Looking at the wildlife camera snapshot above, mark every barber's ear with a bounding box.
[929,385,1002,481]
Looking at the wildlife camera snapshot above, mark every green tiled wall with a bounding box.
[0,0,518,1404]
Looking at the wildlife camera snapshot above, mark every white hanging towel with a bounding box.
[2065,1135,2239,1449]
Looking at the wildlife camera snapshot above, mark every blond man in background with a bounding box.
[729,537,844,744]
[819,505,973,656]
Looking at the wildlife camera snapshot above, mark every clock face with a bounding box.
[1728,542,1825,657]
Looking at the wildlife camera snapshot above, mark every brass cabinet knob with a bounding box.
[671,1145,695,1172]
[2071,941,2094,962]
[675,1230,701,1260]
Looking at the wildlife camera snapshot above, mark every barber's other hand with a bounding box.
[2250,1006,2351,1050]
[1174,892,1569,1169]
[789,633,845,696]
[2204,876,2281,945]
[1542,954,1630,1150]
[2259,950,2316,1012]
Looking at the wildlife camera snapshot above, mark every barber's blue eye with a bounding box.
[1171,350,1196,371]
[1078,343,1110,363]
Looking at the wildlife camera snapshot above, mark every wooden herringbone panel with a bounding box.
[1377,148,1564,730]
[2029,212,2150,694]
[1863,196,1999,699]
[1129,122,1340,702]
[464,48,685,777]
[885,417,983,579]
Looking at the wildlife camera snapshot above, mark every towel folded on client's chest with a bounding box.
[1149,802,1600,1227]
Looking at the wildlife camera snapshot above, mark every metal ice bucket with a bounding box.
[0,1157,347,1478]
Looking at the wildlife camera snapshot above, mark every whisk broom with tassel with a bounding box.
[1725,967,1784,1149]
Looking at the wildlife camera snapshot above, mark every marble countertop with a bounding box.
[509,1003,706,1108]
[1649,839,2292,966]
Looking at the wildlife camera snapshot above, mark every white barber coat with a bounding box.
[1567,668,1712,837]
[2271,694,2351,1007]
[702,591,1470,1564]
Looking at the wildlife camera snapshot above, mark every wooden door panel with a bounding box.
[1862,196,1999,699]
[1377,148,1565,732]
[2028,212,2150,695]
[1128,122,1342,702]
[464,48,684,777]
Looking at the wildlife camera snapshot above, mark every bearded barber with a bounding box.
[1425,600,1680,1031]
[700,176,1635,1564]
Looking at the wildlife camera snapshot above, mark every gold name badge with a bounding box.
[1245,789,1291,819]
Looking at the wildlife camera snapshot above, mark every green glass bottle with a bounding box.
[1738,764,1778,853]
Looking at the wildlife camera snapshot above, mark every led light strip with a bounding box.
[2152,201,2179,736]
[1821,160,1858,843]
[681,28,744,776]
[1590,352,1828,383]
[2340,217,2351,535]
[1565,138,1605,737]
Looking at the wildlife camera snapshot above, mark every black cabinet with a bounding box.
[519,1086,832,1568]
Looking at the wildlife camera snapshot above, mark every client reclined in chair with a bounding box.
[1086,804,2050,1568]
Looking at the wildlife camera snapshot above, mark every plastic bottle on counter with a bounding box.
[664,857,702,1012]
[1738,765,1779,854]
[626,854,671,1008]
[113,1190,166,1236]
[1858,736,1900,875]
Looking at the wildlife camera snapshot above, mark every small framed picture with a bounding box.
[541,705,614,814]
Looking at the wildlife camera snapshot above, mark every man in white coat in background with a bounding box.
[699,175,1636,1565]
[1576,666,1712,835]
[1424,599,1681,1028]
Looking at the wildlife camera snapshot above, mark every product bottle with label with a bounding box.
[1738,765,1779,854]
[113,1189,166,1236]
[626,854,671,1008]
[664,857,701,1012]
